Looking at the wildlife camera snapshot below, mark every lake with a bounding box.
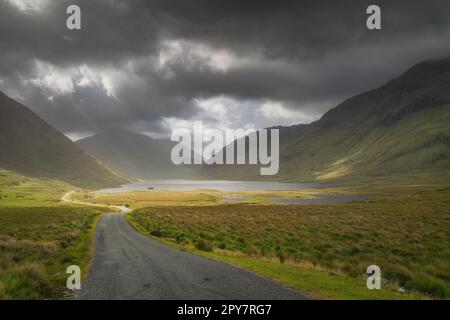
[97,179,319,193]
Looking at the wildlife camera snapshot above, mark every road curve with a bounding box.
[62,192,308,300]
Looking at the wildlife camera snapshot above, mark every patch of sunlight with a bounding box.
[315,162,352,180]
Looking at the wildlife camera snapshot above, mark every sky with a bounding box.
[1,0,450,140]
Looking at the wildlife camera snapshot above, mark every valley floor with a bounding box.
[1,169,449,300]
[78,186,450,299]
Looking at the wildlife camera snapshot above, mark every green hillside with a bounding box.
[0,92,128,189]
[204,57,450,185]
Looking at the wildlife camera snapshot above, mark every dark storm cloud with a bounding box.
[152,0,450,58]
[0,0,449,136]
[0,0,159,66]
[149,0,450,103]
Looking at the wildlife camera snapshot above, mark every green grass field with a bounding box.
[2,168,449,299]
[127,188,450,299]
[0,169,104,299]
[0,169,73,207]
[0,206,103,299]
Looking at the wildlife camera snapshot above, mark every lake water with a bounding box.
[97,179,319,193]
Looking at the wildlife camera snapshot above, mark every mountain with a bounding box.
[0,91,128,189]
[203,57,450,184]
[77,130,197,179]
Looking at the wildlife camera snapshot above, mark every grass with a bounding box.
[0,169,73,207]
[73,189,223,208]
[0,206,103,299]
[126,187,450,299]
[198,254,424,299]
[0,169,105,299]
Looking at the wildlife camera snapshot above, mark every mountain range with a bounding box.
[77,130,197,179]
[202,57,450,184]
[1,57,449,187]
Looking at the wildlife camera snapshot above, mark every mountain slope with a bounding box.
[204,57,450,184]
[0,91,128,189]
[77,130,197,179]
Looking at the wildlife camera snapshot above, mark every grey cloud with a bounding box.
[0,0,449,136]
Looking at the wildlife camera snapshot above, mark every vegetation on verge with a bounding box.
[127,188,450,299]
[0,169,103,299]
[0,206,103,299]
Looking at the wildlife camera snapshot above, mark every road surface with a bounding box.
[63,192,308,300]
